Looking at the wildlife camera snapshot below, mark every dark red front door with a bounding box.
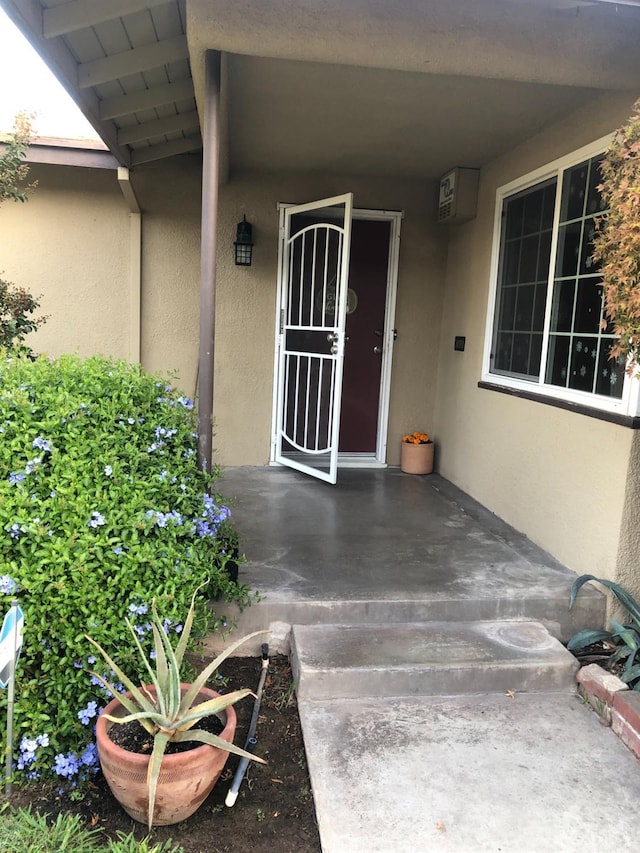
[339,219,391,452]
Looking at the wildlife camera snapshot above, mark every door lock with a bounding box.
[373,345,383,355]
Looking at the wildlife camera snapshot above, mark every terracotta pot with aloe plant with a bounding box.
[88,587,267,828]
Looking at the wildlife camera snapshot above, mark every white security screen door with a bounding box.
[275,193,353,483]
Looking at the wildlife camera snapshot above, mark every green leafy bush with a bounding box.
[0,274,47,354]
[0,352,252,788]
[568,573,640,690]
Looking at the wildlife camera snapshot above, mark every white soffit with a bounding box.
[0,0,202,167]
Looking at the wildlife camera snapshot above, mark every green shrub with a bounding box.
[0,352,252,789]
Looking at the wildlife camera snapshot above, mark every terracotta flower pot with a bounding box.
[96,684,237,826]
[400,441,434,475]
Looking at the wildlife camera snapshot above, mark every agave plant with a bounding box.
[86,587,267,826]
[568,573,640,690]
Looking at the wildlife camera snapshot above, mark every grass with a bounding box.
[0,804,184,853]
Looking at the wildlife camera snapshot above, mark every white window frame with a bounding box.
[482,135,640,419]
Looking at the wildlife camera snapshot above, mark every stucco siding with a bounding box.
[0,164,129,360]
[434,90,638,582]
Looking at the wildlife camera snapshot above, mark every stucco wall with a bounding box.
[133,159,203,394]
[434,90,638,583]
[0,163,130,360]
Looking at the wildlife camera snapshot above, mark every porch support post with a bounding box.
[197,50,221,474]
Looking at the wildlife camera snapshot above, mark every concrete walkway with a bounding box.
[299,691,640,852]
[217,467,639,852]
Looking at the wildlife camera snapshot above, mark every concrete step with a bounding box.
[203,586,603,657]
[290,620,578,700]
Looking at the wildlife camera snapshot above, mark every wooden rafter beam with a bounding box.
[117,110,200,144]
[43,0,174,39]
[79,35,188,88]
[99,79,195,119]
[129,134,201,165]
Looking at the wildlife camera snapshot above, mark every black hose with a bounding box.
[225,643,269,807]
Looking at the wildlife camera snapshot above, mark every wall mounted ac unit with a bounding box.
[438,167,480,225]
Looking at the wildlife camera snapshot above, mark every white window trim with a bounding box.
[482,134,640,419]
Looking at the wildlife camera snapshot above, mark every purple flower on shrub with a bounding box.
[0,575,18,595]
[32,436,53,452]
[155,426,177,440]
[8,523,26,540]
[80,743,98,768]
[78,701,98,725]
[24,456,42,474]
[53,752,79,779]
[88,511,105,528]
[9,472,25,485]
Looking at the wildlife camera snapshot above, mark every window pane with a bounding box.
[519,235,539,283]
[546,335,570,387]
[574,280,603,334]
[523,190,543,234]
[542,182,556,229]
[561,160,588,222]
[556,221,581,278]
[514,284,535,331]
[595,346,624,399]
[550,280,574,332]
[586,157,605,216]
[530,334,543,374]
[537,231,552,281]
[499,286,516,330]
[533,282,547,329]
[506,195,525,239]
[512,334,531,375]
[503,240,520,285]
[579,218,599,275]
[568,336,597,392]
[495,332,513,372]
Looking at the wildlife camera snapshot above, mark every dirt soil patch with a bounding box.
[9,655,322,853]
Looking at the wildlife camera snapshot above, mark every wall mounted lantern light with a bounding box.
[234,215,254,266]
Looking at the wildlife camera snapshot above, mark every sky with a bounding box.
[0,7,101,140]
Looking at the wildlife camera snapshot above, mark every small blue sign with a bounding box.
[0,605,24,689]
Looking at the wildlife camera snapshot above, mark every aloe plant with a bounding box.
[87,587,266,827]
[568,574,640,690]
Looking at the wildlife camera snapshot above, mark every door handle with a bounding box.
[373,345,383,355]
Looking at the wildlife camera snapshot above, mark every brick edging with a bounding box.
[577,664,640,759]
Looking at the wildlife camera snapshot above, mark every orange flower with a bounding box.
[402,431,430,444]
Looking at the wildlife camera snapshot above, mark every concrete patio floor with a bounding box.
[217,467,603,642]
[215,467,640,853]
